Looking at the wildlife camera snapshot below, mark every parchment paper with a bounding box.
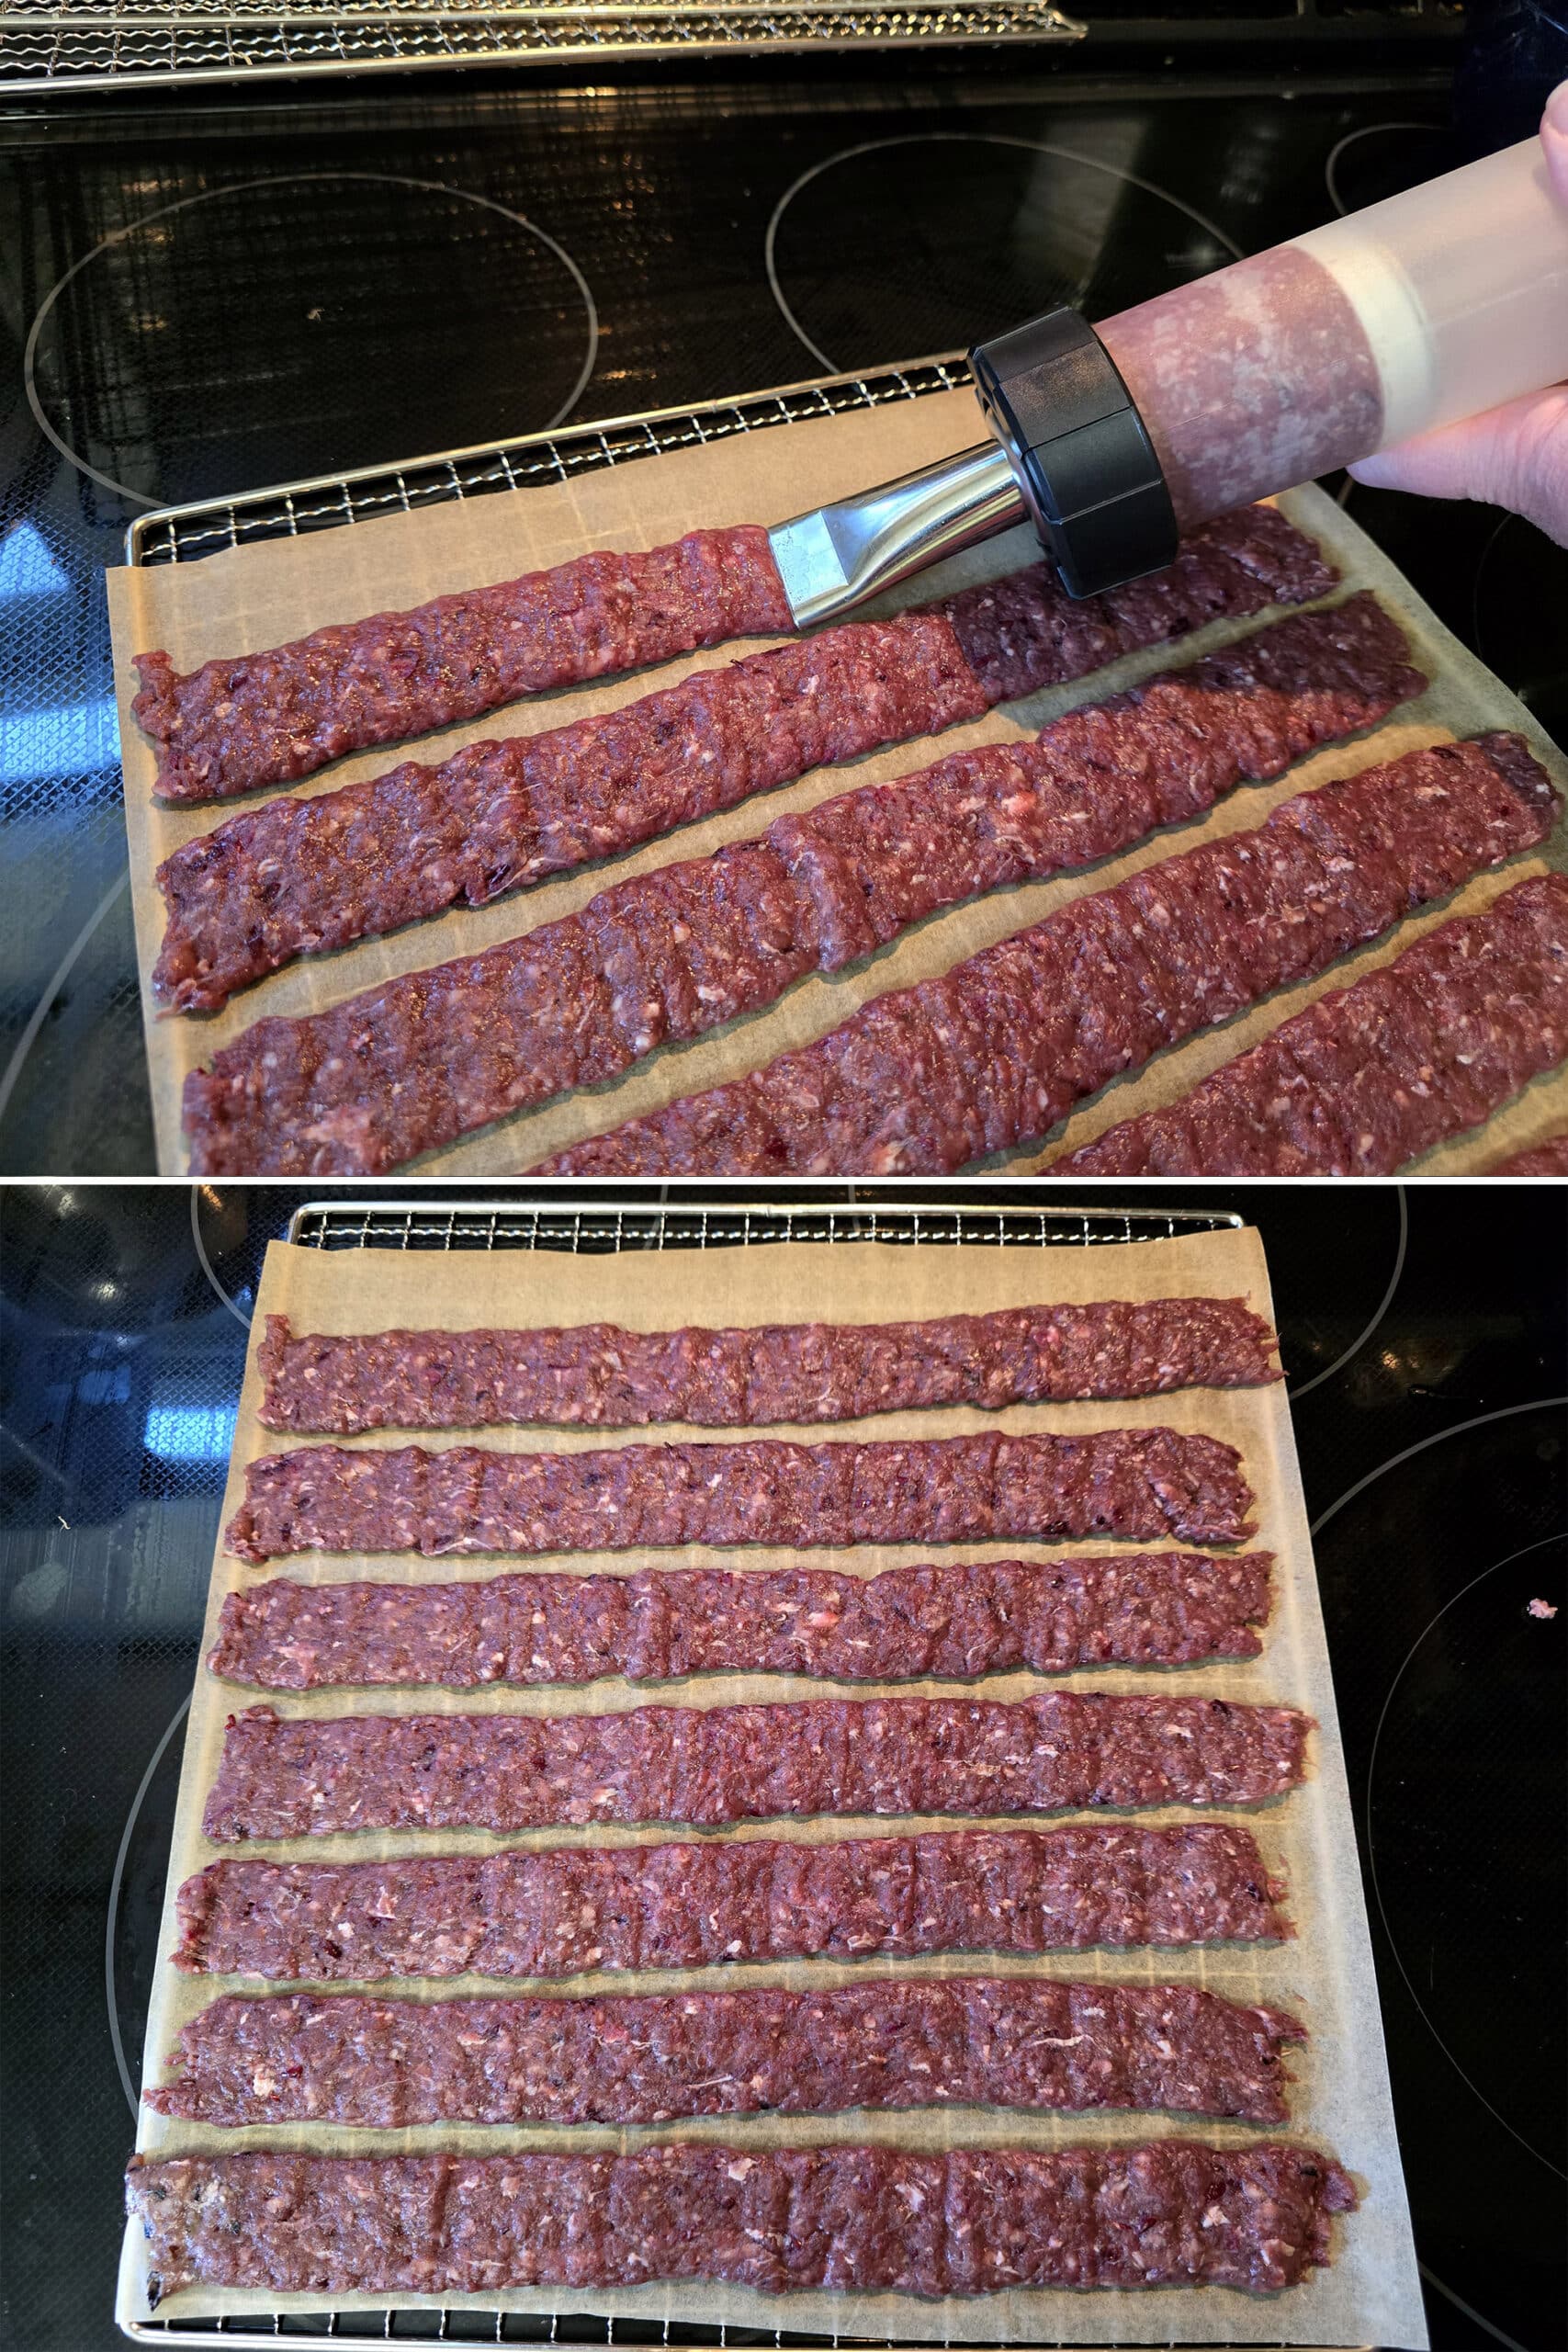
[104,391,1568,1179]
[118,1227,1427,2348]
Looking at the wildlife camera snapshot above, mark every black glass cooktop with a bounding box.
[2,1178,1564,2351]
[3,68,1566,1176]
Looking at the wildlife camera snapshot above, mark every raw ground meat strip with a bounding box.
[136,500,1329,814]
[222,1428,1257,1562]
[255,1296,1282,1432]
[1488,1127,1568,1175]
[536,730,1560,1175]
[152,610,985,1012]
[170,1821,1292,1977]
[156,504,1337,1016]
[131,526,795,804]
[200,1691,1310,1839]
[208,1550,1275,1690]
[127,2141,1357,2301]
[146,1977,1305,2127]
[171,614,1425,1189]
[1060,872,1568,1174]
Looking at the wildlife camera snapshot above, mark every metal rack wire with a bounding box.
[1,0,1461,95]
[128,1191,1247,2349]
[284,1199,1245,1250]
[126,2316,1317,2348]
[3,0,1080,96]
[126,358,974,567]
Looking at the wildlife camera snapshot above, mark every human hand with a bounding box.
[1347,82,1568,548]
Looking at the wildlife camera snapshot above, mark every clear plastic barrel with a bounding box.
[1097,135,1568,530]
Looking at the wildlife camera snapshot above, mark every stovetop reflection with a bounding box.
[2,1180,1563,2349]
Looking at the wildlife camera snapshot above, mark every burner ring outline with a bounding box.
[24,171,600,511]
[1366,1525,1567,2180]
[106,1690,192,2120]
[1417,2259,1535,2352]
[1323,120,1441,219]
[0,874,128,1148]
[191,1187,254,1330]
[1310,1396,1568,1537]
[1287,1183,1407,1400]
[763,131,1246,377]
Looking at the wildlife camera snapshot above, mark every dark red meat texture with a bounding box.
[170,1822,1292,1978]
[137,502,1329,821]
[1489,1127,1568,1176]
[536,730,1560,1175]
[176,590,1408,1176]
[1062,871,1568,1175]
[209,1550,1274,1690]
[200,1691,1310,1840]
[255,1296,1281,1433]
[156,506,1335,1021]
[132,526,795,804]
[152,611,986,1011]
[127,2141,1357,2302]
[146,1976,1305,2128]
[222,1428,1257,1563]
[936,502,1336,700]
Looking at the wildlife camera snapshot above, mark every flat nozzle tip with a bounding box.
[766,510,857,630]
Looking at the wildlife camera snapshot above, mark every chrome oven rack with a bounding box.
[126,357,975,568]
[127,1188,1247,2351]
[2,0,1080,96]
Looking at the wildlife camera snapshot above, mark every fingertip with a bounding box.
[1544,80,1568,182]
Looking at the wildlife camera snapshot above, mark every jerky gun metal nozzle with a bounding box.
[768,130,1568,629]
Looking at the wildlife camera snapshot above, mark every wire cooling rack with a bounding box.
[284,1199,1246,1250]
[125,357,974,567]
[127,1190,1261,2351]
[3,0,1080,99]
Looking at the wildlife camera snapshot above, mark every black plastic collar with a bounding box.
[969,308,1178,600]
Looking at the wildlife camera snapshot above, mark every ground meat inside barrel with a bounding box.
[200,1691,1311,1840]
[222,1426,1258,1563]
[209,1550,1274,1690]
[255,1295,1282,1432]
[169,1822,1292,1978]
[1100,248,1384,528]
[127,2141,1357,2302]
[534,730,1559,1176]
[146,1976,1304,2127]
